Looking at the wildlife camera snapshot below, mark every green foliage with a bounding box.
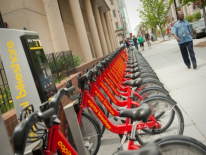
[179,0,206,9]
[47,53,80,84]
[184,15,193,22]
[162,28,166,35]
[184,11,201,22]
[0,86,14,114]
[139,0,173,40]
[156,29,160,37]
[73,54,83,67]
[192,11,201,21]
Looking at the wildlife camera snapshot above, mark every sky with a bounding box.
[125,0,142,35]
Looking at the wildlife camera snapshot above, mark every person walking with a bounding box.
[133,35,138,49]
[138,35,144,51]
[166,27,170,40]
[145,31,151,49]
[125,39,130,51]
[172,11,197,69]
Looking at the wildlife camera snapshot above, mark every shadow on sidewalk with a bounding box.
[196,63,206,69]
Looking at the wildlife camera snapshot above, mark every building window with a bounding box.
[115,22,119,29]
[113,10,116,17]
[110,0,114,5]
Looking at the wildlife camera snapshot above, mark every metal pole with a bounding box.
[52,53,61,83]
[173,0,179,20]
[64,102,90,155]
[0,10,5,28]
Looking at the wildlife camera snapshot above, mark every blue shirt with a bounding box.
[172,20,193,44]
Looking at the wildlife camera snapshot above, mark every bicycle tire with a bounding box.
[88,105,106,135]
[67,112,101,155]
[140,69,156,75]
[140,73,159,80]
[139,87,169,99]
[140,79,164,89]
[135,96,184,145]
[156,135,206,155]
[141,76,159,82]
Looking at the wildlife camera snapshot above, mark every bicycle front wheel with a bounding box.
[157,135,206,155]
[136,96,184,144]
[68,112,101,155]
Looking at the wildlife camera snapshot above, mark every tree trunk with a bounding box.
[160,27,165,40]
[201,0,206,33]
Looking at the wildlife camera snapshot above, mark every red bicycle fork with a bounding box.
[44,125,78,155]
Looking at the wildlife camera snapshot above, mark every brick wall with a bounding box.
[1,56,104,146]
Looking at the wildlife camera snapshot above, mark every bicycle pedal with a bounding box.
[117,147,123,150]
[129,137,136,141]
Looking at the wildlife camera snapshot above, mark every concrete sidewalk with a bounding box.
[141,38,206,145]
[98,39,206,154]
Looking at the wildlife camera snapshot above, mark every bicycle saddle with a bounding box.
[119,104,151,122]
[125,72,140,79]
[127,63,138,68]
[123,78,142,87]
[113,141,162,155]
[125,67,139,73]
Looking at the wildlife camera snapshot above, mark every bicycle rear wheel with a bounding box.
[156,135,206,155]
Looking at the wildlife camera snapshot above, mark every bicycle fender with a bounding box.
[140,95,176,105]
[141,79,163,86]
[155,135,206,151]
[139,86,169,93]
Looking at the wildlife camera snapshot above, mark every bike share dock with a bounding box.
[140,39,206,145]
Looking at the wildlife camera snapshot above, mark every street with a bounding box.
[98,38,206,155]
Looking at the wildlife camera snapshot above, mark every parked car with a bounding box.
[190,19,206,39]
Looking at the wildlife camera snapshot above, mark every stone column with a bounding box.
[42,0,69,52]
[105,12,115,51]
[171,4,175,21]
[99,7,112,53]
[68,0,92,62]
[83,0,103,58]
[109,12,118,48]
[91,0,108,56]
[186,4,191,15]
[182,6,186,15]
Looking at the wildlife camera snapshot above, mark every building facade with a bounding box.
[106,0,132,43]
[0,0,120,63]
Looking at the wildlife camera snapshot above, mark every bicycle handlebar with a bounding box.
[13,85,75,155]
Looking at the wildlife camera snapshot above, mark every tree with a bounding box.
[138,0,173,40]
[179,0,206,33]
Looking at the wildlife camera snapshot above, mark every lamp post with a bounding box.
[0,10,5,28]
[173,0,179,20]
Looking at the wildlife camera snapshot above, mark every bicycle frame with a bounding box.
[78,89,161,134]
[77,90,161,150]
[44,124,78,155]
